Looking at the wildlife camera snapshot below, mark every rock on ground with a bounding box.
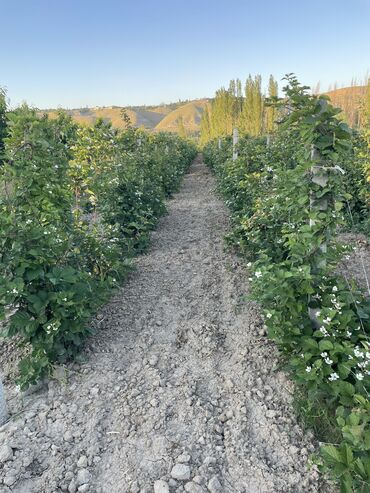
[0,156,333,492]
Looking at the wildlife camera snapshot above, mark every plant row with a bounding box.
[203,76,370,492]
[0,106,196,388]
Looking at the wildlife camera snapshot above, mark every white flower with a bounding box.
[247,262,252,267]
[356,373,364,381]
[306,366,312,373]
[323,317,331,325]
[321,352,328,358]
[266,313,272,319]
[346,331,352,338]
[12,288,18,294]
[255,271,262,278]
[324,357,333,365]
[328,372,339,381]
[357,361,367,369]
[319,326,329,337]
[354,347,365,359]
[63,297,67,302]
[332,286,338,292]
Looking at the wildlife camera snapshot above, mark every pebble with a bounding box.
[154,479,170,493]
[171,463,191,481]
[76,468,91,486]
[0,445,13,463]
[63,430,73,442]
[185,482,204,493]
[77,455,88,469]
[149,355,159,366]
[177,452,191,463]
[207,476,223,493]
[3,475,17,486]
[78,485,90,493]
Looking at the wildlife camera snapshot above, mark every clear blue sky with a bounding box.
[1,0,369,108]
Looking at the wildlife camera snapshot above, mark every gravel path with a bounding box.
[0,157,328,493]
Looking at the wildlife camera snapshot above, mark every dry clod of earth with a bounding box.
[0,156,334,492]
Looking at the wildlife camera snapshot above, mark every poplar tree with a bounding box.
[238,74,264,136]
[265,75,278,133]
[210,87,234,137]
[177,116,187,138]
[200,106,211,144]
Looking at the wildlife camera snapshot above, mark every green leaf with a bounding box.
[318,340,334,351]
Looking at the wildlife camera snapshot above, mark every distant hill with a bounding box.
[324,85,367,127]
[44,99,210,135]
[43,85,368,135]
[155,100,210,133]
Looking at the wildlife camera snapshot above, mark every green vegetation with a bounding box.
[204,75,370,492]
[0,104,196,388]
[200,75,278,143]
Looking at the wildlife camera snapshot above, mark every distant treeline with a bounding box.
[200,75,278,143]
[200,75,370,143]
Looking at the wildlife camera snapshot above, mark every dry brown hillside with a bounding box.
[325,85,367,127]
[44,99,210,134]
[155,100,210,133]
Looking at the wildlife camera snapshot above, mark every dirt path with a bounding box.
[0,157,328,493]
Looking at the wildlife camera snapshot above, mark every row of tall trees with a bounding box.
[200,75,278,143]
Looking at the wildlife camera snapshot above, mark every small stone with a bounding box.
[0,445,13,463]
[68,479,77,493]
[207,476,222,493]
[149,355,159,366]
[154,479,170,493]
[76,469,91,486]
[78,485,90,493]
[156,321,162,327]
[171,463,191,481]
[90,387,99,396]
[203,456,216,466]
[193,476,203,485]
[266,410,276,419]
[77,456,88,469]
[177,453,191,463]
[3,475,17,486]
[185,482,204,493]
[64,430,73,442]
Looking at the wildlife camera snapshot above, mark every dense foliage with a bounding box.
[0,106,196,388]
[204,76,370,493]
[200,75,278,144]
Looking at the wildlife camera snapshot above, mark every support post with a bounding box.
[266,134,270,147]
[232,128,238,161]
[218,138,222,150]
[308,145,329,327]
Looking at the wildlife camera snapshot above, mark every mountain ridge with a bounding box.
[43,85,367,134]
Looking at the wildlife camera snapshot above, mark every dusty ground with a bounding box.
[1,157,332,493]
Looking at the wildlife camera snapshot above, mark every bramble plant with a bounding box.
[0,106,196,388]
[204,75,370,492]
